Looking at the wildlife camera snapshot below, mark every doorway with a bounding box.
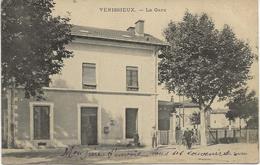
[125,108,138,138]
[81,107,98,145]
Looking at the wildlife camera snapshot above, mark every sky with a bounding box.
[53,0,258,109]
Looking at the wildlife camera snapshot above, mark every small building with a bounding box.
[174,102,201,130]
[210,109,247,129]
[158,100,204,145]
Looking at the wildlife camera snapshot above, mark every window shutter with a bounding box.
[132,70,138,87]
[82,63,96,87]
[126,66,138,91]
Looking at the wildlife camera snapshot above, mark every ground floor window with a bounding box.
[33,106,50,140]
[125,108,138,138]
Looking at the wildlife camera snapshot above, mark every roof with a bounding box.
[158,100,199,111]
[211,109,229,114]
[158,100,174,106]
[174,102,199,108]
[71,25,168,46]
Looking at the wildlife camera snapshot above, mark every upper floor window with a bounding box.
[82,63,96,89]
[126,66,138,91]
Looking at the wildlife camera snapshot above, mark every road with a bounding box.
[2,143,259,164]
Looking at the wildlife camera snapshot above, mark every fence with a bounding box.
[208,128,258,145]
[159,128,258,146]
[159,129,201,145]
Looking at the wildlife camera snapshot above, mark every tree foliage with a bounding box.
[1,0,73,98]
[159,11,254,111]
[225,88,258,128]
[189,112,200,126]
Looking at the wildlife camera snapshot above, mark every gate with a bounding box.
[176,129,183,145]
[158,130,169,145]
[207,129,218,144]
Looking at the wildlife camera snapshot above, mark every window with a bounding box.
[33,106,50,140]
[82,63,96,89]
[125,108,138,138]
[126,66,138,91]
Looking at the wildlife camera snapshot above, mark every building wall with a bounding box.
[50,39,156,94]
[14,89,156,148]
[13,39,158,148]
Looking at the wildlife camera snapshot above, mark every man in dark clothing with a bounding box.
[183,128,193,149]
[151,126,157,148]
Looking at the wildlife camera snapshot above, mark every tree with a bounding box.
[190,112,200,129]
[225,88,258,128]
[1,0,73,148]
[159,11,254,145]
[2,0,73,98]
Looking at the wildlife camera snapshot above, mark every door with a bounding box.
[125,108,138,138]
[81,107,98,145]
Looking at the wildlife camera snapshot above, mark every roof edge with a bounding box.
[71,33,169,46]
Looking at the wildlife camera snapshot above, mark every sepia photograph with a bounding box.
[1,0,259,164]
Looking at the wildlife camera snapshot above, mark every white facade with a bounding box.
[210,113,247,129]
[51,38,158,93]
[7,21,167,148]
[41,39,158,145]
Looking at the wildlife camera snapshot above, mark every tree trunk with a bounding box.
[200,110,207,146]
[8,78,16,148]
[8,87,15,148]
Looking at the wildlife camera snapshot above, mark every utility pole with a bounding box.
[182,96,184,128]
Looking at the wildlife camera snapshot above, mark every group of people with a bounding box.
[151,126,198,149]
[182,127,198,149]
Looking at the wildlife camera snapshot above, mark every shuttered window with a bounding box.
[82,63,96,89]
[126,66,138,91]
[33,106,50,140]
[125,108,138,138]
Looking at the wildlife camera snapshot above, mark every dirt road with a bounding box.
[2,143,259,164]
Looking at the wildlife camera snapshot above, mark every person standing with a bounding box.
[191,128,197,145]
[151,126,157,148]
[133,132,140,147]
[183,128,192,149]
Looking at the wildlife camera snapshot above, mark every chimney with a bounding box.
[127,26,135,35]
[135,20,144,36]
